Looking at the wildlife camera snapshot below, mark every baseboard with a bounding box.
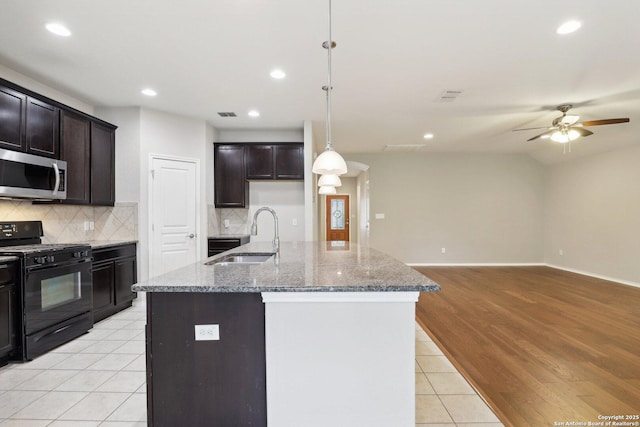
[545,264,640,289]
[407,262,545,267]
[407,262,640,289]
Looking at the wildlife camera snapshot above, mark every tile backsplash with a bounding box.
[0,200,138,243]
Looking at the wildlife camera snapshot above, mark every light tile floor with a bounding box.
[0,296,503,426]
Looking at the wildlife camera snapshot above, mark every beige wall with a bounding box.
[344,152,546,264]
[544,144,640,283]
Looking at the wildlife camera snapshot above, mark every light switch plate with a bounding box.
[194,324,220,341]
[375,213,385,219]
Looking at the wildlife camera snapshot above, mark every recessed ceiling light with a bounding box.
[556,20,582,35]
[141,88,157,97]
[270,69,286,79]
[248,110,260,118]
[423,133,434,140]
[45,22,71,37]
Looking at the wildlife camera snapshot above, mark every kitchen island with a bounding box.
[133,241,439,427]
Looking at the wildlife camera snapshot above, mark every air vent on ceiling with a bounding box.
[217,112,237,117]
[383,144,426,152]
[436,90,463,103]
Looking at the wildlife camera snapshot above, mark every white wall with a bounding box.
[248,182,305,242]
[544,144,640,284]
[0,63,94,115]
[344,152,546,264]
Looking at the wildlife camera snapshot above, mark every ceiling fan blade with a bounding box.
[580,118,630,127]
[571,127,594,137]
[527,130,554,141]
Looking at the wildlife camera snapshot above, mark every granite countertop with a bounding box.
[79,240,138,249]
[133,241,440,293]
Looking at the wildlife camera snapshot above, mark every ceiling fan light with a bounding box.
[318,185,337,195]
[318,174,342,187]
[312,149,348,175]
[550,129,581,143]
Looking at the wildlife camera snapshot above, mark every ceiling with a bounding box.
[1,0,638,164]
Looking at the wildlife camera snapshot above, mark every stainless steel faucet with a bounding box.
[251,207,280,253]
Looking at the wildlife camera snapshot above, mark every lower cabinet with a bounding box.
[0,262,17,366]
[92,243,137,323]
[208,236,250,257]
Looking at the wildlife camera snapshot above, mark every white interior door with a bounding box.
[150,156,198,277]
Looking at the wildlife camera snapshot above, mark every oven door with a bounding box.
[24,259,92,334]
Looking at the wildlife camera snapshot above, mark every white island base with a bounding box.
[262,291,419,427]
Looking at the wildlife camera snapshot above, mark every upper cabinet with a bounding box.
[215,142,304,208]
[90,122,116,206]
[0,85,59,158]
[214,144,248,208]
[26,97,59,158]
[1,78,117,206]
[60,111,91,204]
[0,85,26,151]
[246,143,304,180]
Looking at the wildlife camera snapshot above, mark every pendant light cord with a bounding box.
[325,0,333,151]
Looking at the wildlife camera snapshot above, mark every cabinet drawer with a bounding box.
[92,243,136,263]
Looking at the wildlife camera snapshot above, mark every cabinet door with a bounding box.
[0,85,26,151]
[246,145,275,179]
[114,257,137,305]
[0,284,16,357]
[92,262,115,320]
[91,122,116,206]
[60,111,91,204]
[26,97,59,158]
[275,144,304,179]
[214,144,247,208]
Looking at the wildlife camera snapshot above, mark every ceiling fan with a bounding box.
[513,104,630,151]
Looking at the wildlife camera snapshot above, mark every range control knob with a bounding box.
[34,256,47,264]
[47,255,55,263]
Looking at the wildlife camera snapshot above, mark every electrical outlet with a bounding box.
[89,221,95,230]
[292,218,297,226]
[194,324,220,341]
[83,221,90,231]
[559,249,564,256]
[441,247,446,254]
[223,219,230,228]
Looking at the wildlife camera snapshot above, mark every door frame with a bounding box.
[325,194,350,242]
[148,153,201,278]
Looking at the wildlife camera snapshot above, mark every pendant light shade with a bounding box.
[319,185,337,195]
[313,151,347,176]
[318,173,342,187]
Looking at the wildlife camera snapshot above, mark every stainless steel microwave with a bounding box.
[0,148,67,200]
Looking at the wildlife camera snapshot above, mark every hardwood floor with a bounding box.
[414,266,640,427]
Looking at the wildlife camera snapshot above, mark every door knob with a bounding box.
[188,233,195,238]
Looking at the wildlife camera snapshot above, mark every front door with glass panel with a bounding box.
[326,195,349,241]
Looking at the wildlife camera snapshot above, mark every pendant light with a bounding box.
[318,174,342,187]
[319,185,337,195]
[312,0,348,177]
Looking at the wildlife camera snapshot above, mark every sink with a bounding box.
[206,252,275,266]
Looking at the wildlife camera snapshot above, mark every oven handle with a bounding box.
[25,257,93,273]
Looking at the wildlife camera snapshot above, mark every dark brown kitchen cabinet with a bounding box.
[245,143,304,180]
[0,85,27,151]
[26,97,59,158]
[60,111,91,204]
[90,122,116,206]
[0,262,18,367]
[214,144,248,208]
[92,243,137,323]
[146,292,266,426]
[207,236,250,257]
[275,144,304,179]
[0,86,58,157]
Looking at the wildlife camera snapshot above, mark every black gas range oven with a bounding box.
[0,221,93,360]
